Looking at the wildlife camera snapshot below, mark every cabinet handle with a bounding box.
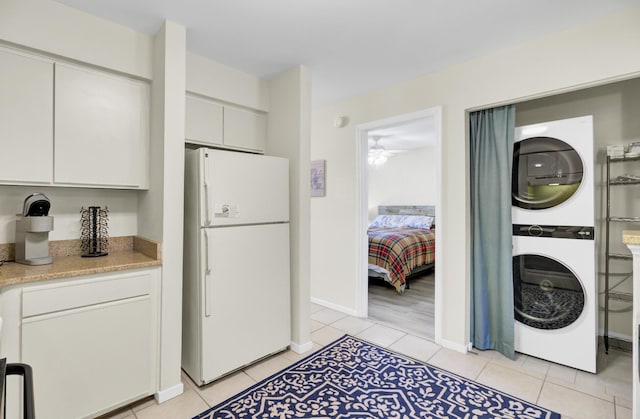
[204,230,212,317]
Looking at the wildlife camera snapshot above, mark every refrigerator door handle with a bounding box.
[203,157,211,227]
[204,230,213,317]
[204,182,211,226]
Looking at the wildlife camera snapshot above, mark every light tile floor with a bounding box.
[102,304,632,419]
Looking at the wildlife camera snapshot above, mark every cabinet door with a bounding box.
[223,106,267,152]
[185,95,223,146]
[0,49,53,184]
[54,63,150,188]
[22,297,154,419]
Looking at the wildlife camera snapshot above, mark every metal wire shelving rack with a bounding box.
[603,154,640,353]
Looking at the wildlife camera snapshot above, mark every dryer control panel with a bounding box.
[513,224,594,240]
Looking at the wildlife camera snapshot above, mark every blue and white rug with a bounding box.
[194,335,560,419]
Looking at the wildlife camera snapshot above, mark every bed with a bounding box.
[368,205,435,292]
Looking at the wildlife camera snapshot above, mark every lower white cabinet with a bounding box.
[16,267,160,419]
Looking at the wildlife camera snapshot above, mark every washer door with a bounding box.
[512,137,584,210]
[513,254,585,330]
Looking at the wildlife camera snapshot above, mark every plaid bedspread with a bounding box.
[368,227,435,292]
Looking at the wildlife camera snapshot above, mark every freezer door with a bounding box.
[200,148,289,226]
[200,223,291,383]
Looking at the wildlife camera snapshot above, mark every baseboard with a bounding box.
[290,340,314,354]
[155,382,184,404]
[310,297,358,317]
[598,328,631,342]
[440,338,470,354]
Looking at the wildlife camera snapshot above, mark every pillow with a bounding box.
[369,214,434,229]
[405,215,435,229]
[368,215,395,228]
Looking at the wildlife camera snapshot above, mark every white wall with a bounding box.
[186,52,269,112]
[0,0,152,79]
[515,77,640,340]
[368,146,436,221]
[138,21,186,401]
[0,186,138,243]
[310,7,640,349]
[267,66,313,351]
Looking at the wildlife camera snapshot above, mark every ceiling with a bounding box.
[368,118,436,153]
[53,0,638,108]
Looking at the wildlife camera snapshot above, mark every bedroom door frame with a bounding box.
[355,106,443,344]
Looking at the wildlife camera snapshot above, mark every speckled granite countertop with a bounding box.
[623,230,640,246]
[0,236,161,289]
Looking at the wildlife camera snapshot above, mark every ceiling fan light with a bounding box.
[368,154,387,166]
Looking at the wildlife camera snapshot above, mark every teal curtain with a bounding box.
[469,105,515,359]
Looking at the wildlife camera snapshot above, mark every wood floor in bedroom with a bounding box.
[367,270,435,340]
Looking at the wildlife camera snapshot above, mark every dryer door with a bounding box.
[512,136,583,210]
[513,254,585,330]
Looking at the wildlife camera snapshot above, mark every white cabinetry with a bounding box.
[18,268,160,419]
[0,48,53,184]
[185,95,223,146]
[0,47,150,189]
[55,63,150,188]
[185,94,266,153]
[224,106,267,152]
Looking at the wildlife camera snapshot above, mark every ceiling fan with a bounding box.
[368,136,403,166]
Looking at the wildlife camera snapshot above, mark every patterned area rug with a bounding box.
[194,335,560,419]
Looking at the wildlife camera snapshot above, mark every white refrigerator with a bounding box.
[182,147,291,386]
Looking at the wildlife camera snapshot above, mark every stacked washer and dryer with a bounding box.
[512,115,597,373]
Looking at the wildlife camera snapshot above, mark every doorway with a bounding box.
[355,107,443,344]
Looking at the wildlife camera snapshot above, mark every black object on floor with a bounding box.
[1,358,35,419]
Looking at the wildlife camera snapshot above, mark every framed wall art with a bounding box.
[311,160,326,197]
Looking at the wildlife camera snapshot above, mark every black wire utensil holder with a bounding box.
[80,206,109,257]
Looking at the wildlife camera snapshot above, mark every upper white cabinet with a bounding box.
[185,93,266,153]
[224,106,267,152]
[185,95,223,146]
[55,63,150,188]
[0,48,53,184]
[0,47,150,189]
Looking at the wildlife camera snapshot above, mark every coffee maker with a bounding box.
[15,193,54,265]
